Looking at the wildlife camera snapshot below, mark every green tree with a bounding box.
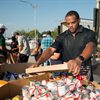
[51,27,58,38]
[27,29,41,38]
[15,29,28,37]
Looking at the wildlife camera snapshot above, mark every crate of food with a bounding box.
[0,73,100,100]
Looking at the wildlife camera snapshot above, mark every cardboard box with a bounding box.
[0,73,99,100]
[0,63,34,80]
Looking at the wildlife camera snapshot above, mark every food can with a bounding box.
[65,84,70,94]
[80,71,88,80]
[64,78,72,84]
[41,80,47,86]
[35,81,40,88]
[57,79,64,84]
[86,84,94,92]
[81,94,89,100]
[68,82,76,91]
[30,80,36,86]
[73,78,82,88]
[95,88,100,97]
[57,82,66,96]
[22,85,30,99]
[39,92,48,100]
[47,82,55,90]
[38,85,46,95]
[89,91,97,100]
[73,91,81,100]
[31,97,38,100]
[34,89,39,98]
[57,96,65,100]
[64,93,73,100]
[29,85,36,96]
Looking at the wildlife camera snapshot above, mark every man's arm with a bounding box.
[66,42,96,76]
[50,53,60,60]
[18,46,22,53]
[29,47,57,68]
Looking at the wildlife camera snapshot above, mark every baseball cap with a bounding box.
[14,32,19,36]
[0,24,7,30]
[42,34,47,37]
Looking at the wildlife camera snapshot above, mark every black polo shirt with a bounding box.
[51,25,97,66]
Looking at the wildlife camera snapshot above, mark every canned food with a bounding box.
[29,85,36,96]
[57,96,65,100]
[47,82,55,90]
[64,78,72,84]
[57,82,66,96]
[39,92,48,100]
[51,85,57,95]
[57,79,64,84]
[73,78,82,88]
[22,85,30,99]
[65,84,70,94]
[34,89,39,98]
[95,88,100,97]
[81,94,89,100]
[38,86,46,95]
[31,97,38,100]
[73,91,81,100]
[30,80,36,86]
[89,91,97,100]
[86,84,94,92]
[68,82,76,91]
[35,81,40,88]
[41,80,47,86]
[64,93,73,100]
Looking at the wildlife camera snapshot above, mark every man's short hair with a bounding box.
[65,10,80,20]
[46,31,51,35]
[14,32,19,36]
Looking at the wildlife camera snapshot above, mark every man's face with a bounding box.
[65,15,80,34]
[0,29,5,34]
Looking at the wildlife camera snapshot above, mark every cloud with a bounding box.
[6,23,13,25]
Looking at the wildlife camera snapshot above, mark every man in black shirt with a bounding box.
[29,11,97,80]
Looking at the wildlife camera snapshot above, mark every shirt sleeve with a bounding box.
[18,37,23,46]
[85,31,97,45]
[51,35,62,51]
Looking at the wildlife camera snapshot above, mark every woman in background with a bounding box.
[10,36,18,54]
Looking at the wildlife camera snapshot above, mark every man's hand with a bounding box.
[64,57,82,76]
[29,63,39,68]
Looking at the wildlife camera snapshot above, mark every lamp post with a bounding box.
[20,0,37,42]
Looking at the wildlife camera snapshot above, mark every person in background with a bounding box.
[41,31,53,66]
[10,36,18,55]
[29,10,97,81]
[41,34,47,55]
[14,32,30,63]
[50,37,63,65]
[0,24,11,62]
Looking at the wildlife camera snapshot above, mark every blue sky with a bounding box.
[0,0,96,37]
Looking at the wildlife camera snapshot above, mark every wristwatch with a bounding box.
[78,56,84,62]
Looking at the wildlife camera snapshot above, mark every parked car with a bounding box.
[5,38,12,46]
